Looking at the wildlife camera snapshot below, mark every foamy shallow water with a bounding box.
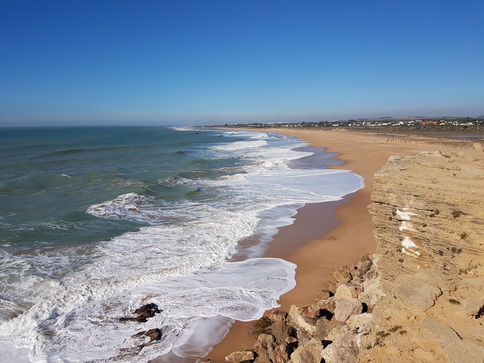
[0,127,363,362]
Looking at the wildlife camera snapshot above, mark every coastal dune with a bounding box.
[206,128,484,362]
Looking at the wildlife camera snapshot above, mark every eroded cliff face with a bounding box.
[362,151,484,363]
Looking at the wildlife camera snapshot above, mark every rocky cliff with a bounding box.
[362,151,484,363]
[223,150,484,363]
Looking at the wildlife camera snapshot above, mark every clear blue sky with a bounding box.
[1,0,483,126]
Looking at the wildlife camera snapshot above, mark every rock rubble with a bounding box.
[224,254,383,363]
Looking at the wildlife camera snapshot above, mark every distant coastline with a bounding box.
[206,115,484,135]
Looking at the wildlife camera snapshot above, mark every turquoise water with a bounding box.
[0,126,363,362]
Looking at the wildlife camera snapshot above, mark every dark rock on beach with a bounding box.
[120,303,162,323]
[132,328,163,343]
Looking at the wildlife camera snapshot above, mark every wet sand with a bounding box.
[203,128,482,362]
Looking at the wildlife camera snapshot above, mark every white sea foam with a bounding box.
[169,126,196,131]
[211,139,268,151]
[0,129,364,362]
[0,258,295,362]
[86,192,166,224]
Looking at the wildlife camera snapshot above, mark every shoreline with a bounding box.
[204,128,483,362]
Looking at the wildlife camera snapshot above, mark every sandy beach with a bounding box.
[205,128,482,362]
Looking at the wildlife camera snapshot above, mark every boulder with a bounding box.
[225,350,255,362]
[288,305,317,335]
[145,328,162,341]
[334,298,363,322]
[334,284,354,299]
[267,310,297,343]
[359,275,385,306]
[133,303,161,315]
[322,325,359,363]
[289,338,323,363]
[316,289,333,300]
[254,334,289,363]
[120,303,162,323]
[355,258,373,279]
[394,277,442,312]
[313,317,333,340]
[346,313,373,330]
[131,327,163,350]
[332,265,352,284]
[250,316,273,337]
[316,297,336,312]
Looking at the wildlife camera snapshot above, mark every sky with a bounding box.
[1,0,483,127]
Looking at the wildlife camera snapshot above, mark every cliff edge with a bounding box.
[362,151,484,362]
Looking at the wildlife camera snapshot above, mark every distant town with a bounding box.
[216,116,484,132]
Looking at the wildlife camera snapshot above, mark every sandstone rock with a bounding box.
[322,325,358,363]
[288,305,317,335]
[423,317,484,363]
[225,350,255,362]
[253,333,289,363]
[250,316,272,337]
[355,258,373,279]
[358,330,378,350]
[316,297,336,313]
[316,289,333,300]
[346,313,373,330]
[359,274,385,306]
[394,277,442,312]
[332,265,352,284]
[299,304,320,318]
[313,316,332,340]
[268,310,287,322]
[361,151,484,363]
[289,338,323,363]
[457,299,484,318]
[271,318,294,343]
[254,333,275,349]
[285,336,298,345]
[334,298,363,322]
[334,284,353,299]
[253,334,275,362]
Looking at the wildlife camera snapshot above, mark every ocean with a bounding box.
[0,126,363,362]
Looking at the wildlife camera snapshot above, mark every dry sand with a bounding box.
[205,128,481,362]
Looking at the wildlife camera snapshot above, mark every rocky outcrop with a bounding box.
[362,151,484,363]
[224,255,383,363]
[120,303,162,323]
[118,303,163,357]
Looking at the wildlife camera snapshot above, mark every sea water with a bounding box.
[0,126,363,362]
